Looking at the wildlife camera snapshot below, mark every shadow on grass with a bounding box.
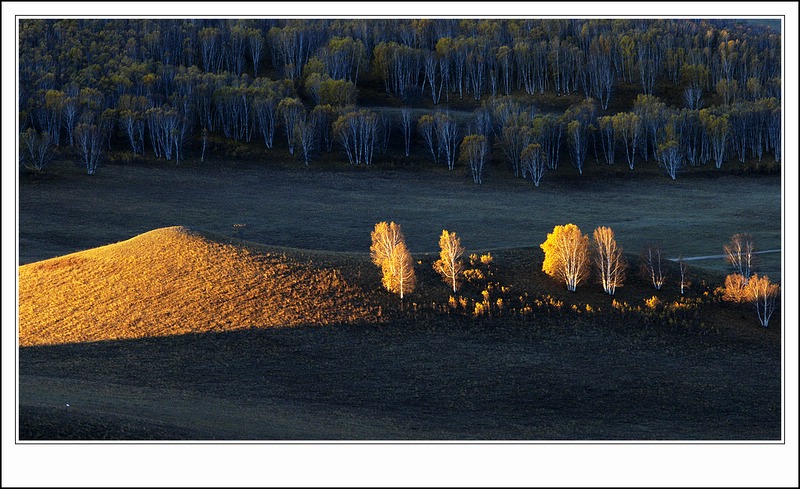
[18,314,782,441]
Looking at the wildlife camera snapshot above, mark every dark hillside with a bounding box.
[19,308,780,440]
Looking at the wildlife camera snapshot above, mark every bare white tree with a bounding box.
[74,123,104,175]
[254,92,278,149]
[423,50,443,103]
[684,86,703,110]
[612,112,641,170]
[657,139,684,180]
[521,143,546,187]
[678,256,689,295]
[435,111,459,170]
[320,36,366,85]
[228,22,248,76]
[459,134,489,184]
[62,96,80,148]
[373,41,422,100]
[269,25,318,81]
[278,97,304,156]
[145,107,186,162]
[334,109,378,165]
[400,107,413,157]
[641,244,666,290]
[597,115,615,165]
[295,115,318,166]
[566,119,589,175]
[499,120,532,178]
[118,107,145,155]
[247,27,265,77]
[724,233,756,283]
[418,114,438,164]
[20,128,55,173]
[586,40,614,109]
[533,114,563,170]
[198,26,222,72]
[200,127,209,162]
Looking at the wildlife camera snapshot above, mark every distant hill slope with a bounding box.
[19,226,379,346]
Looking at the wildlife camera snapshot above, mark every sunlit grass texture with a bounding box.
[19,226,378,346]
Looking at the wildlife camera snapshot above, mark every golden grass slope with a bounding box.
[19,226,379,346]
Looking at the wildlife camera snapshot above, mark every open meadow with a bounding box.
[17,160,782,441]
[19,312,780,440]
[19,159,782,279]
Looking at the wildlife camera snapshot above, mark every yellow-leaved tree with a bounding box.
[745,274,780,328]
[540,223,590,292]
[370,221,404,269]
[723,273,780,327]
[370,221,415,300]
[592,226,626,295]
[433,229,465,293]
[382,241,416,300]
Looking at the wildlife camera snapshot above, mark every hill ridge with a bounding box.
[19,226,379,346]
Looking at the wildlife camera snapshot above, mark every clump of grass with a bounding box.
[19,226,381,346]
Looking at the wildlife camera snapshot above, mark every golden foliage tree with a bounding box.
[592,226,626,295]
[433,229,465,293]
[370,221,415,300]
[540,223,590,292]
[722,273,749,303]
[371,221,403,269]
[382,241,416,300]
[723,273,780,327]
[745,274,780,328]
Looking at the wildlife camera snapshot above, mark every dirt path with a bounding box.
[669,249,781,262]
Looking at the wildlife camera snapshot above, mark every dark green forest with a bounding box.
[18,18,782,181]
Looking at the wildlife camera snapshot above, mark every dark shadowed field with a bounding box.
[17,158,782,441]
[18,313,781,440]
[18,160,782,279]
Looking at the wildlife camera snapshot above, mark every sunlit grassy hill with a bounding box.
[17,227,781,441]
[19,226,380,346]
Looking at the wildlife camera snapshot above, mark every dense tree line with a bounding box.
[19,18,781,177]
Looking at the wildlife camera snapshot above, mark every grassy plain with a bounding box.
[17,229,782,440]
[19,317,780,440]
[17,150,783,441]
[18,156,782,279]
